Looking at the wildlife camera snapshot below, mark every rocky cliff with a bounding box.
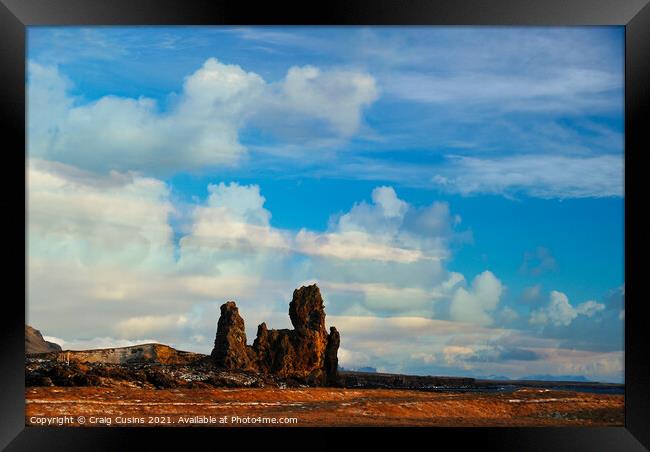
[26,325,62,354]
[210,302,255,369]
[210,284,340,386]
[38,343,205,365]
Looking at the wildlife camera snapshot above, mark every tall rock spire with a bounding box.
[210,284,340,386]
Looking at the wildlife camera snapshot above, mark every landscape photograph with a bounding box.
[26,26,625,427]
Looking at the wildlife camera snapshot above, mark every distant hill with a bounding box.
[521,375,590,382]
[25,325,62,354]
[30,342,205,365]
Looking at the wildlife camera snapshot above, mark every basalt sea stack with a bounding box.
[210,284,340,386]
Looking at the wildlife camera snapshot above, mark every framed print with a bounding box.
[1,0,649,450]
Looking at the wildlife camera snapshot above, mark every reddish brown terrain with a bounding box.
[25,287,624,428]
[26,386,623,427]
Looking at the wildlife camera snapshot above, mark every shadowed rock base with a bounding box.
[210,284,340,386]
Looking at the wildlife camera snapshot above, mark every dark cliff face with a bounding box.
[289,284,327,334]
[325,327,341,386]
[210,284,340,386]
[210,301,254,369]
[26,325,62,355]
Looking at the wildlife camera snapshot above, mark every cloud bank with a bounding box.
[27,158,622,382]
[28,58,378,173]
[432,154,624,199]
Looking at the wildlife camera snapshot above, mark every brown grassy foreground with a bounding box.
[26,386,623,427]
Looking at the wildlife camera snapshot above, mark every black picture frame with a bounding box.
[2,0,648,450]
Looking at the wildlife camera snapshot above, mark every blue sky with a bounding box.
[26,27,624,382]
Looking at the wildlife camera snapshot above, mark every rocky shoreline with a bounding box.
[26,357,311,390]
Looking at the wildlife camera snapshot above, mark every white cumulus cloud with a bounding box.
[575,300,607,318]
[28,161,470,344]
[530,290,605,327]
[449,271,503,326]
[268,65,378,137]
[28,58,378,173]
